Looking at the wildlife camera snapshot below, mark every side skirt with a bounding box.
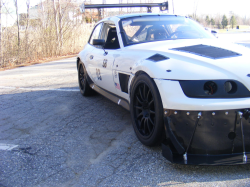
[87,74,130,111]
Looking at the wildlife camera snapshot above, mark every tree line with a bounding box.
[192,13,249,30]
[205,15,237,29]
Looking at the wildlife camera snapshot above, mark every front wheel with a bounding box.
[78,63,93,96]
[130,74,164,146]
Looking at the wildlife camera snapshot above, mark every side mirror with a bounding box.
[211,30,218,38]
[93,39,105,46]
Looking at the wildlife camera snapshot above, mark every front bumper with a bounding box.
[154,79,250,110]
[162,109,250,165]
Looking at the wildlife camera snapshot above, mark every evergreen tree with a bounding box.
[217,21,222,29]
[221,15,228,29]
[205,15,210,25]
[210,18,215,28]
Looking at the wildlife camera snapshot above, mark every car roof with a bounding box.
[115,13,175,19]
[101,13,179,22]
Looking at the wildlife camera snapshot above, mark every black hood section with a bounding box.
[170,44,242,59]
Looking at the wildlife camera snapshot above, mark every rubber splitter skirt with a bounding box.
[162,109,250,165]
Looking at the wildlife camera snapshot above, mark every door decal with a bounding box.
[115,82,121,90]
[114,70,118,78]
[102,59,107,68]
[96,68,102,80]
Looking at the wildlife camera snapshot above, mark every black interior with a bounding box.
[104,28,120,49]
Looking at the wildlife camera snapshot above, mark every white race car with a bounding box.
[77,13,250,165]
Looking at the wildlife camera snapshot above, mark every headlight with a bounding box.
[179,80,250,98]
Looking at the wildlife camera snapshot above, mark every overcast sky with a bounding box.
[2,0,250,26]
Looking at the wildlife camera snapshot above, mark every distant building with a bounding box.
[236,25,250,30]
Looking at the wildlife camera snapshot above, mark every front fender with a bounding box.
[132,60,163,79]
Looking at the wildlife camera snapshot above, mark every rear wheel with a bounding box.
[78,63,93,96]
[130,74,164,146]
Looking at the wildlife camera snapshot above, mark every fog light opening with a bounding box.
[224,81,237,94]
[228,132,236,140]
[204,81,217,95]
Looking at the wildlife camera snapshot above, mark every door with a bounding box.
[87,22,103,81]
[89,49,116,93]
[88,22,121,94]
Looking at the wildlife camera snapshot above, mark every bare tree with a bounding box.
[58,0,63,55]
[0,0,97,68]
[0,0,2,65]
[52,0,60,55]
[25,0,30,58]
[192,0,199,21]
[40,0,46,28]
[26,0,30,31]
[13,0,20,48]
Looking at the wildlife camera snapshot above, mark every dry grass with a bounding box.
[0,54,78,71]
[1,22,94,69]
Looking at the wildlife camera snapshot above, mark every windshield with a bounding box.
[120,15,214,46]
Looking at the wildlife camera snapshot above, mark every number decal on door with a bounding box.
[102,59,107,68]
[96,68,102,80]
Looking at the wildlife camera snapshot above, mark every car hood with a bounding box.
[126,39,250,90]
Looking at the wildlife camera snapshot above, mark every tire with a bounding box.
[78,63,93,96]
[130,74,164,146]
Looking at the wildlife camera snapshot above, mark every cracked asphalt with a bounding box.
[1,49,250,186]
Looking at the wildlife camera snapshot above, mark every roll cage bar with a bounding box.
[80,2,168,20]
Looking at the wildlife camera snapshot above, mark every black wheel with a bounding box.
[130,74,164,146]
[78,63,93,96]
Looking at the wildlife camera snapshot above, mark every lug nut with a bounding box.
[212,112,215,116]
[186,112,190,115]
[225,112,228,115]
[174,111,177,115]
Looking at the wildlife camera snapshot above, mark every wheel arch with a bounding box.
[129,70,165,110]
[129,70,150,98]
[76,57,80,70]
[77,57,86,70]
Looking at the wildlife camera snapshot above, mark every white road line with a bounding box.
[0,143,18,151]
[0,86,79,92]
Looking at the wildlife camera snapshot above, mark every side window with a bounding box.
[100,22,120,50]
[89,23,103,45]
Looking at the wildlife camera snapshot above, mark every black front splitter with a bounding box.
[162,143,250,165]
[162,109,250,165]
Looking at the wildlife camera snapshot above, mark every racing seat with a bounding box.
[146,25,168,40]
[104,28,120,49]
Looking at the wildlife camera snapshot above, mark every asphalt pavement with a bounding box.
[1,43,250,187]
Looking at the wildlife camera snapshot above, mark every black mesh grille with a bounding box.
[119,73,130,93]
[147,54,169,62]
[170,44,242,59]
